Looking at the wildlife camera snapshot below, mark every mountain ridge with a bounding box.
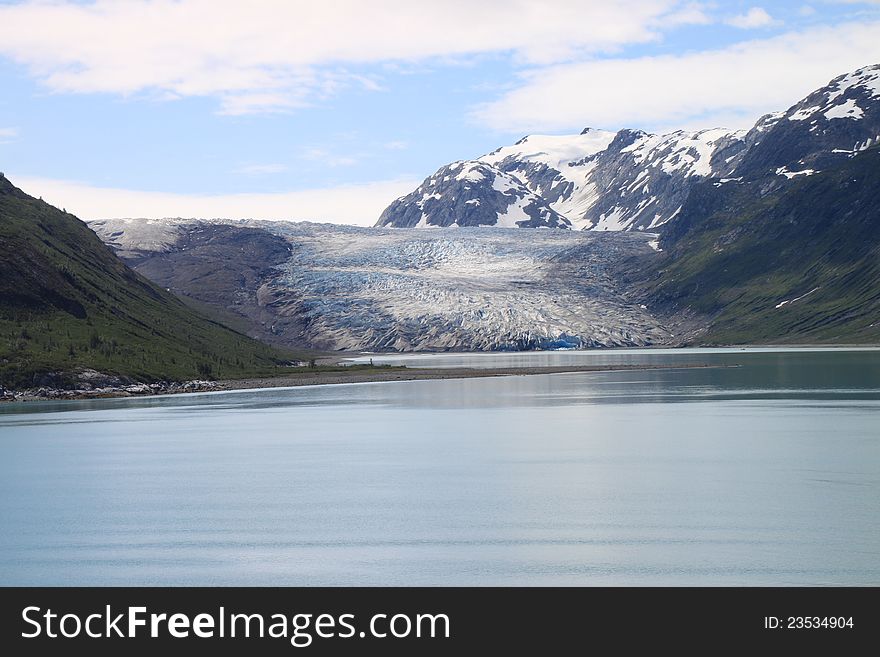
[628,144,880,345]
[0,174,297,389]
[377,64,880,233]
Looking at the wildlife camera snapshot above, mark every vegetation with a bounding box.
[0,173,303,389]
[640,147,880,344]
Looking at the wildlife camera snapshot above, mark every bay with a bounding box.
[1,347,878,585]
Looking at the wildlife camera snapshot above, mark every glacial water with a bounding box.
[1,347,878,585]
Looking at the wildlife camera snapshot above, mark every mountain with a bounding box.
[479,126,744,231]
[0,174,295,389]
[90,217,309,350]
[629,145,880,345]
[376,160,571,229]
[82,64,880,353]
[724,64,880,180]
[91,137,879,353]
[378,127,741,231]
[378,64,880,232]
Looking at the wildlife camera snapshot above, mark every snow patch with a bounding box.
[854,135,879,151]
[755,111,785,132]
[827,65,880,102]
[775,287,820,309]
[480,130,616,171]
[788,106,821,121]
[594,207,627,231]
[621,127,741,179]
[776,166,816,179]
[824,98,864,121]
[455,164,487,183]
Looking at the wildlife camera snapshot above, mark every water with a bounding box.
[1,348,878,586]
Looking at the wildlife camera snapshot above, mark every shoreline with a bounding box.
[214,363,725,393]
[338,343,880,361]
[6,341,880,403]
[3,363,723,403]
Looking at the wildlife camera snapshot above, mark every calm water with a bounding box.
[1,348,878,586]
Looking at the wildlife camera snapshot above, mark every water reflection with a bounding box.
[0,348,878,586]
[4,348,880,418]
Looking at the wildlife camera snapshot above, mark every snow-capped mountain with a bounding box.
[376,160,571,229]
[725,64,880,180]
[480,126,744,231]
[378,127,742,231]
[377,64,880,231]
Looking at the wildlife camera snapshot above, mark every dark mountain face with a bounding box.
[0,174,294,389]
[90,219,308,350]
[633,66,880,346]
[631,146,880,345]
[729,65,880,180]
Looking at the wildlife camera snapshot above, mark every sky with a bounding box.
[1,0,879,225]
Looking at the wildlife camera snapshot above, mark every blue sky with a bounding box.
[1,0,879,224]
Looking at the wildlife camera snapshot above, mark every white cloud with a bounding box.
[472,21,880,133]
[301,148,360,168]
[218,92,311,116]
[0,0,708,113]
[725,7,779,28]
[655,2,713,27]
[0,126,19,143]
[384,140,409,151]
[234,163,288,175]
[7,174,420,226]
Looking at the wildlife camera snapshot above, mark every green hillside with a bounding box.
[0,173,296,389]
[641,147,880,345]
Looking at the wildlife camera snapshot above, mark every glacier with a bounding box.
[92,219,671,352]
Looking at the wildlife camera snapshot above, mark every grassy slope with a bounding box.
[0,174,298,388]
[641,147,880,344]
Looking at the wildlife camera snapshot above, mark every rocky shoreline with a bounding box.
[0,368,223,402]
[1,379,221,402]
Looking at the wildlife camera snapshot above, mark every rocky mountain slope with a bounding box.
[378,64,880,232]
[629,145,880,345]
[90,218,304,347]
[726,64,880,179]
[376,161,571,229]
[0,175,295,389]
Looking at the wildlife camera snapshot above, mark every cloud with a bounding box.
[0,0,709,113]
[301,148,360,168]
[725,7,779,29]
[8,174,420,226]
[234,163,288,175]
[0,126,19,143]
[383,140,409,151]
[655,2,713,27]
[218,92,311,116]
[471,20,880,133]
